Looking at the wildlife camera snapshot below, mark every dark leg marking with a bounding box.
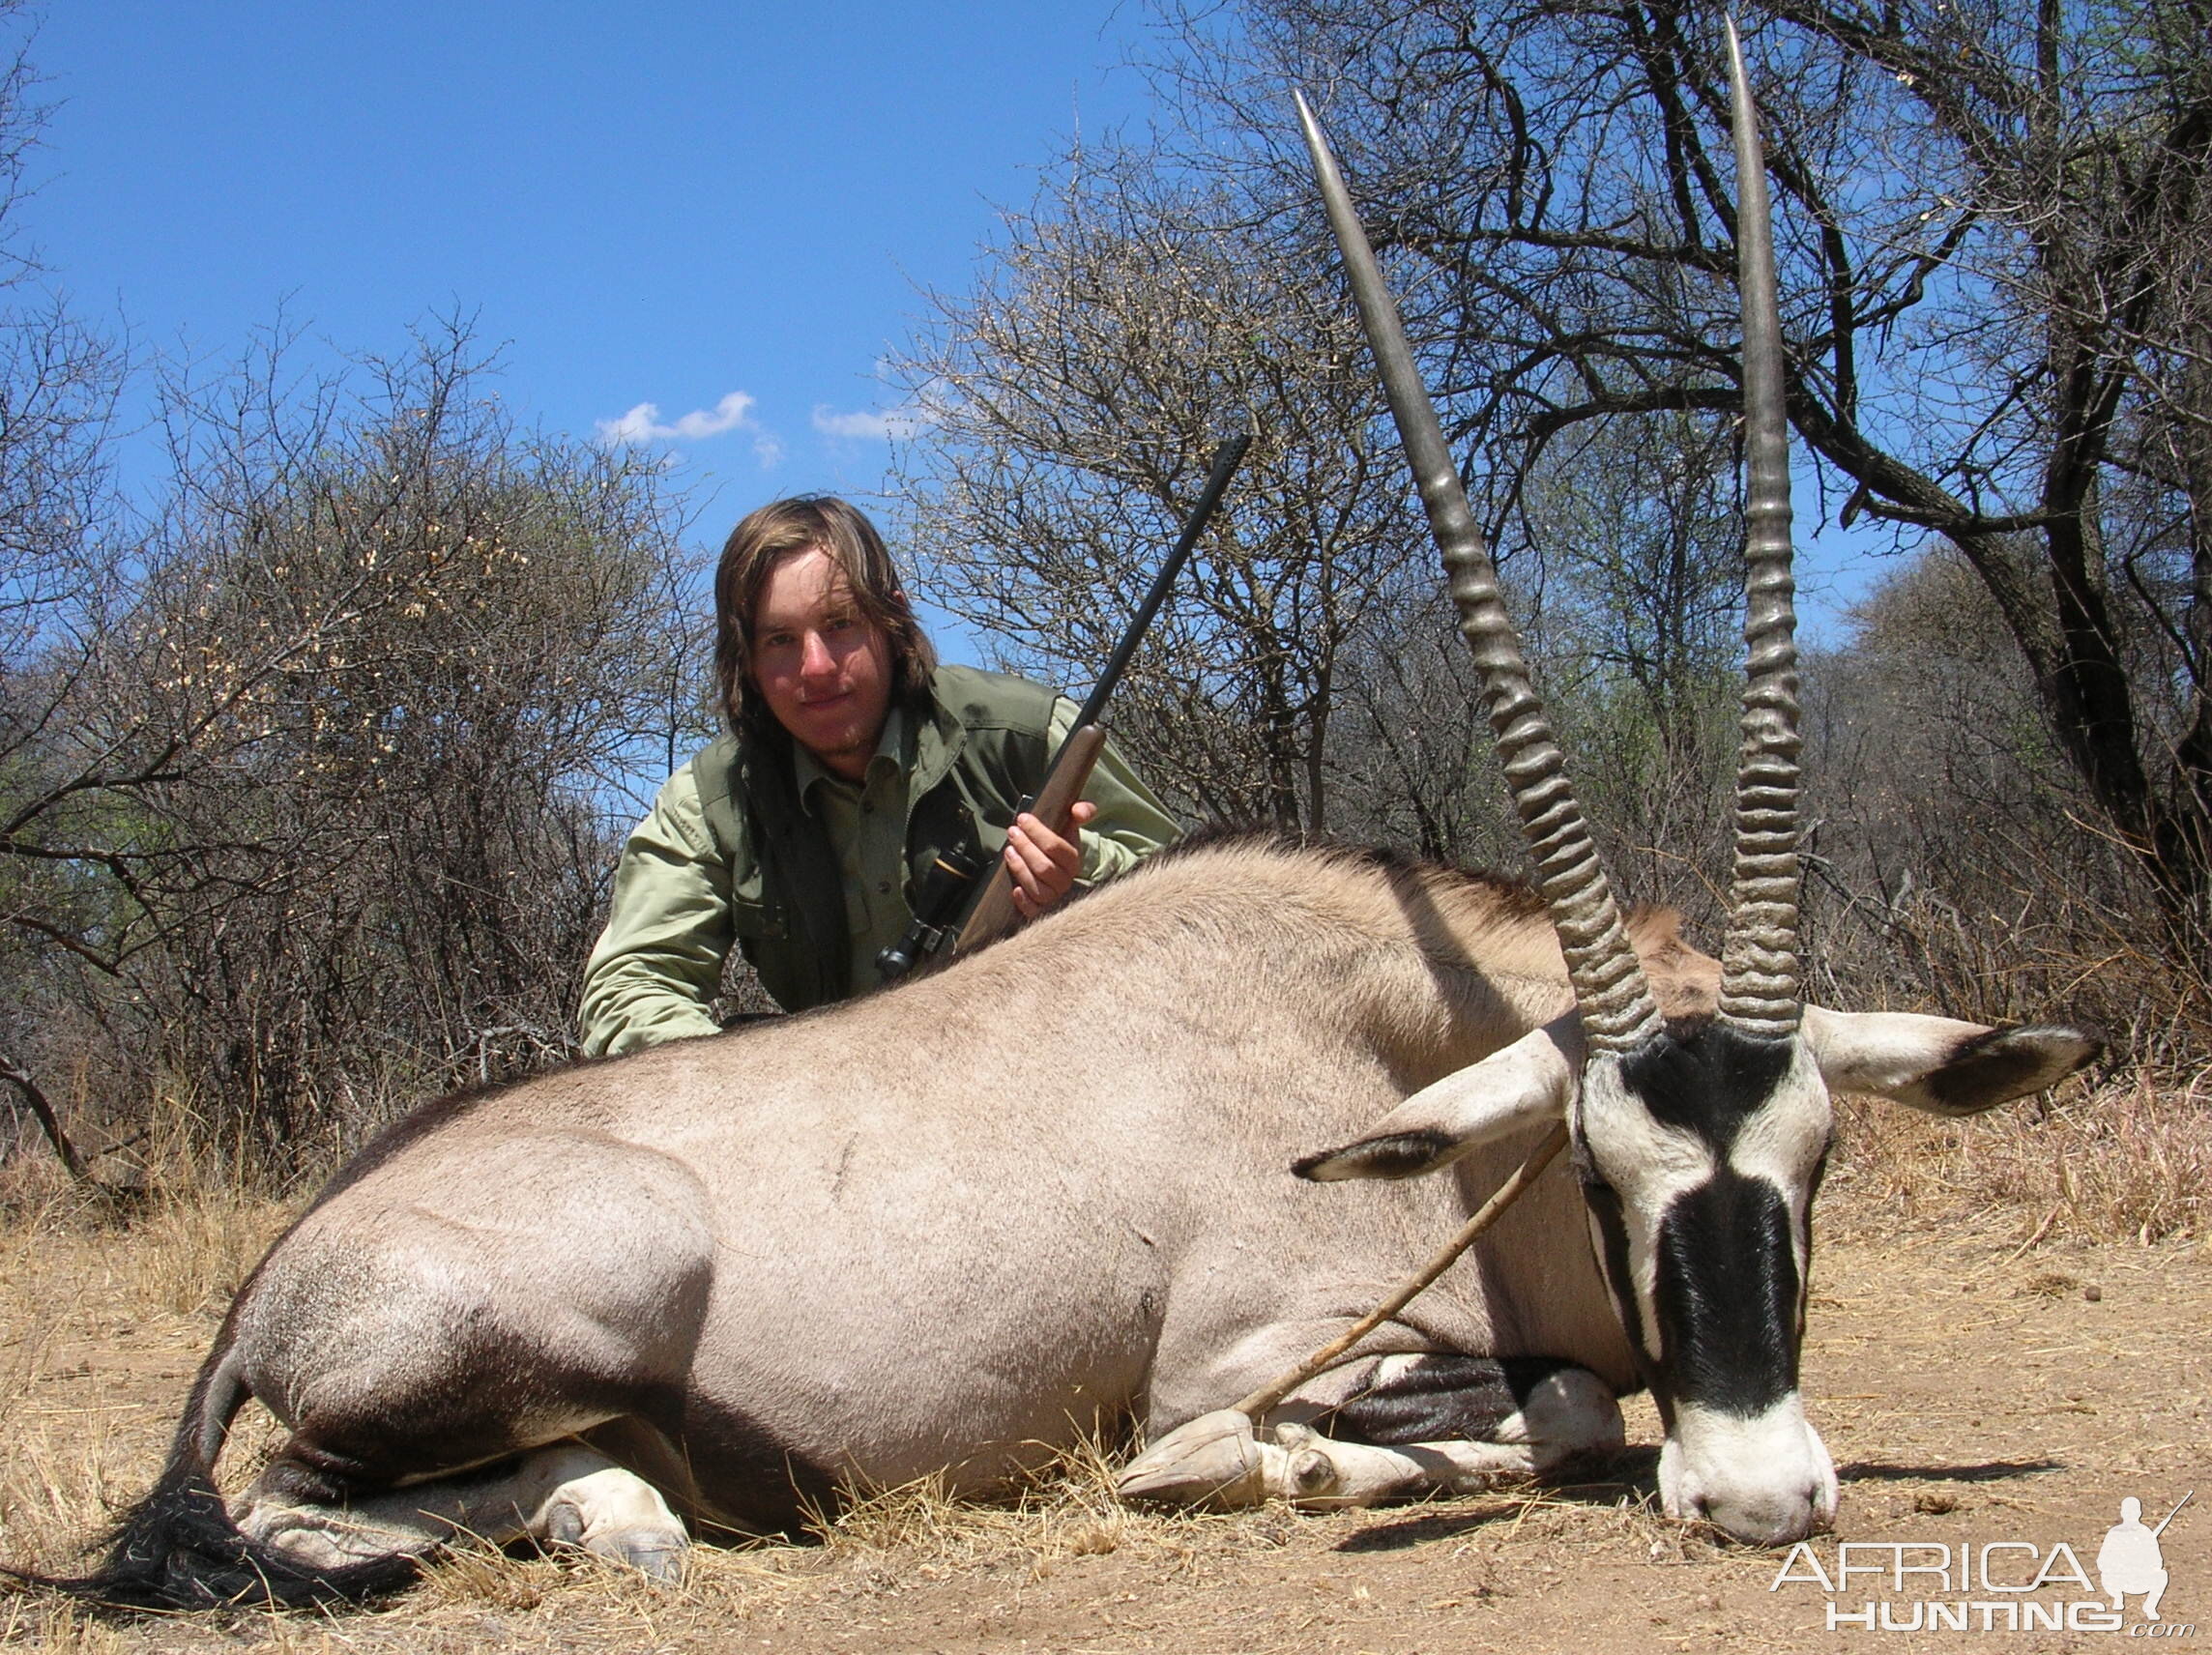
[1322,1355,1593,1446]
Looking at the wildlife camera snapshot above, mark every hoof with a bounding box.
[1288,1446,1338,1496]
[1116,1408,1266,1509]
[545,1496,689,1580]
[237,1509,427,1571]
[545,1528,689,1581]
[607,1534,687,1582]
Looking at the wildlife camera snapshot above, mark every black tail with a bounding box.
[9,1330,421,1611]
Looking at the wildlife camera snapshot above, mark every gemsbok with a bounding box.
[28,32,2094,1610]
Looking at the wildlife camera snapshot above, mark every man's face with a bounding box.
[748,545,895,779]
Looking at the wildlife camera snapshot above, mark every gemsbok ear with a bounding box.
[1800,1005,2102,1118]
[1294,1018,1582,1181]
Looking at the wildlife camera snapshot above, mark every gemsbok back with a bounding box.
[22,34,2095,1611]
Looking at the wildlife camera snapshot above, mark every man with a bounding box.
[579,495,1180,1055]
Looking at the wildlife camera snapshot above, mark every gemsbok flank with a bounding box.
[23,32,2093,1611]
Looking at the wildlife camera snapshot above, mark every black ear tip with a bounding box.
[1929,1022,2107,1115]
[1291,1148,1347,1181]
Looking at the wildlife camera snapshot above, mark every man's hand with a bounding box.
[1004,801,1098,919]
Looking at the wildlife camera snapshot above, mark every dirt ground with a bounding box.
[1,1184,2206,1654]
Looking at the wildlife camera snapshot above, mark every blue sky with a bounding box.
[19,3,1153,583]
[18,2,1882,650]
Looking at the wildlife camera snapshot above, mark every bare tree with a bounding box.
[1326,574,1501,862]
[0,5,125,1176]
[0,0,712,1178]
[890,147,1422,832]
[1796,548,2206,1051]
[5,325,706,1174]
[893,138,1756,902]
[1149,0,2212,959]
[1511,407,1745,916]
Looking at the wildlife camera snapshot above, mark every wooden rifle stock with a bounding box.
[952,723,1109,956]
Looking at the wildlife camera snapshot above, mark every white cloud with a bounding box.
[597,391,762,448]
[811,401,932,442]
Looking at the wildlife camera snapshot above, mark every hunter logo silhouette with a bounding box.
[2098,1492,2190,1622]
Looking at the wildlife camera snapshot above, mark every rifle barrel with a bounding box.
[876,431,1252,980]
[1068,433,1251,734]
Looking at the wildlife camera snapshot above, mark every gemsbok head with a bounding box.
[1287,24,2099,1544]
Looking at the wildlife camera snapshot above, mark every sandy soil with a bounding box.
[1,1187,2206,1653]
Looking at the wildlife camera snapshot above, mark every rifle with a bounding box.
[875,432,1251,979]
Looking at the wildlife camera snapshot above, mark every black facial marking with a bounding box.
[1651,1172,1801,1417]
[1621,1021,1794,1155]
[1321,1355,1591,1446]
[1293,1130,1457,1181]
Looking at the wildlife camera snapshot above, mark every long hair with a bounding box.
[713,497,937,741]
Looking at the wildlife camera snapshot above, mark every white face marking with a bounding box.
[1575,1052,1717,1364]
[1725,1039,1833,1291]
[1576,1036,1831,1377]
[1573,1033,1841,1544]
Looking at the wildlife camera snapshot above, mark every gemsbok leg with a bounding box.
[233,1442,688,1577]
[1122,1352,1624,1508]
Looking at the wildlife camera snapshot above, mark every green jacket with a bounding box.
[578,665,1179,1053]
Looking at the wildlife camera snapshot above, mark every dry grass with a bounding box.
[0,1139,296,1589]
[811,1432,1287,1581]
[0,1595,135,1653]
[1828,1061,2212,1246]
